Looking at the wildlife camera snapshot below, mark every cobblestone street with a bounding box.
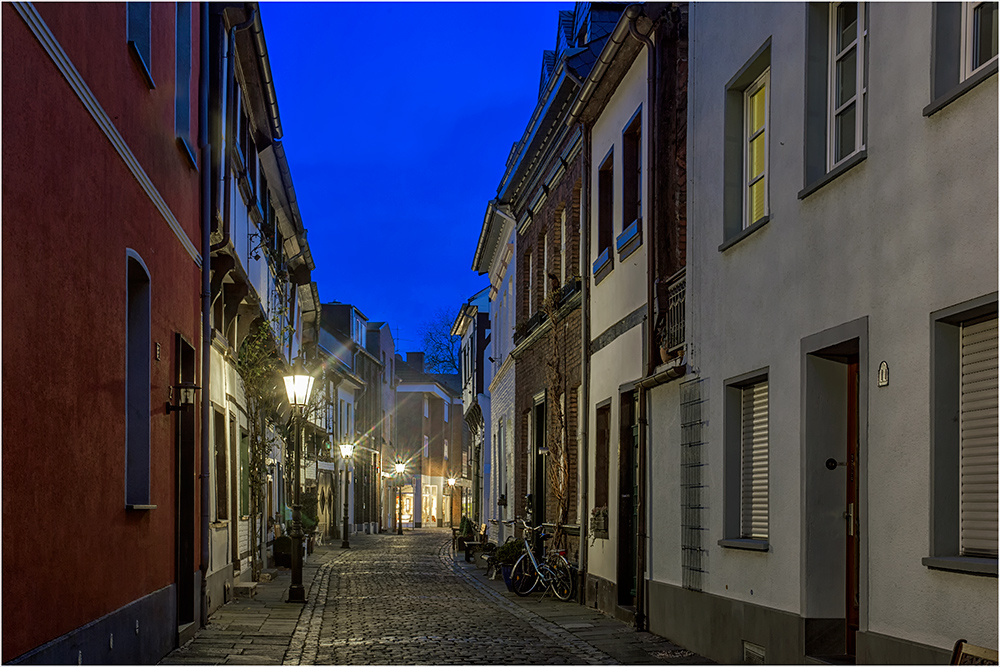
[161,529,709,665]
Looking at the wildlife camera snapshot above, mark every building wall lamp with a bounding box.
[166,382,200,413]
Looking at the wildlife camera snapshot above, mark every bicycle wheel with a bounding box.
[510,554,538,596]
[548,555,573,601]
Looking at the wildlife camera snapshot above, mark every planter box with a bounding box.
[501,564,515,592]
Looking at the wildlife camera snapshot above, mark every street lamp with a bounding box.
[447,477,456,528]
[283,357,314,604]
[339,441,355,548]
[394,461,406,535]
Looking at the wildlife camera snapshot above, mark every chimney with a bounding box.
[408,351,424,373]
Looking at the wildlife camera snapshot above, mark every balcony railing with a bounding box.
[665,268,685,353]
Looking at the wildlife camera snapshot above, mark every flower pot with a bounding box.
[501,564,515,591]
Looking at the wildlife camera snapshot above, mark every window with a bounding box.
[423,396,429,419]
[444,402,449,423]
[595,401,611,515]
[594,149,614,283]
[174,2,193,164]
[722,371,770,549]
[127,2,153,87]
[560,209,567,284]
[527,251,534,314]
[382,352,387,383]
[722,40,770,248]
[618,108,643,260]
[444,439,449,460]
[828,3,868,169]
[423,435,430,458]
[214,410,228,520]
[964,2,999,79]
[744,72,769,228]
[926,295,998,574]
[126,251,151,507]
[240,429,249,516]
[543,231,550,300]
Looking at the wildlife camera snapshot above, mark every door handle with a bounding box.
[843,503,855,536]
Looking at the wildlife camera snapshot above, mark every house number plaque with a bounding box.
[877,361,888,387]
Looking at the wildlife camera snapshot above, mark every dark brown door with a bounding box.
[846,360,860,655]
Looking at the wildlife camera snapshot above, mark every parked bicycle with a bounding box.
[509,518,573,600]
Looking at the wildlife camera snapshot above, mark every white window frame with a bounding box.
[444,438,449,460]
[827,2,868,170]
[423,435,429,458]
[962,1,999,80]
[743,69,770,229]
[423,396,429,419]
[444,402,449,423]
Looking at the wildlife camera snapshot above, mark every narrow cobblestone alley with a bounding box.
[161,529,709,665]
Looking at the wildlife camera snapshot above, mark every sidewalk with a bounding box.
[446,546,710,665]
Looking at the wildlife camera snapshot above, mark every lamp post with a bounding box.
[283,357,314,604]
[339,442,355,549]
[447,477,456,528]
[394,461,405,535]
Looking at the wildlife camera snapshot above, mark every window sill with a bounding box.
[616,218,643,262]
[593,247,614,285]
[719,216,770,253]
[177,136,198,170]
[798,151,866,200]
[126,504,157,511]
[719,538,769,552]
[127,41,155,89]
[922,556,997,577]
[924,60,998,117]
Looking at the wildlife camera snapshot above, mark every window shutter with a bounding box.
[741,380,769,540]
[961,317,998,557]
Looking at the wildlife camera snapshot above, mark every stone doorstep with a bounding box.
[233,582,257,599]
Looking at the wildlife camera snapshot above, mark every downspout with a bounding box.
[626,4,656,633]
[578,123,591,607]
[210,9,256,254]
[198,1,212,627]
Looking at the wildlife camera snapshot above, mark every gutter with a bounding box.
[578,124,591,606]
[210,8,257,254]
[247,2,282,140]
[199,1,213,627]
[567,9,635,127]
[625,3,656,634]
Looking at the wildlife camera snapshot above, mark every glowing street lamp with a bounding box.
[394,461,406,535]
[283,356,314,604]
[340,442,355,549]
[447,477,456,528]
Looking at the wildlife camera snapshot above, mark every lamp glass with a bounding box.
[283,374,314,407]
[394,462,406,474]
[180,386,195,405]
[339,442,355,459]
[448,477,456,486]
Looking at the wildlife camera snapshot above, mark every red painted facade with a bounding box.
[2,3,203,662]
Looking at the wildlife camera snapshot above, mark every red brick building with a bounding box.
[3,2,205,662]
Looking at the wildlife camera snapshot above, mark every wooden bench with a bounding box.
[951,640,998,665]
[464,523,489,563]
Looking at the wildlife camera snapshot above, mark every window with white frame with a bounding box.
[828,2,868,169]
[444,402,449,423]
[444,439,449,460]
[423,435,429,458]
[744,69,769,228]
[423,396,429,419]
[963,1,999,79]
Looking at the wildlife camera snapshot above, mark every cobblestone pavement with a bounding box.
[161,528,711,665]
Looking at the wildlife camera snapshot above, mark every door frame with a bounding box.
[800,317,869,657]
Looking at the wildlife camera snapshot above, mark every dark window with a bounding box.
[622,110,642,229]
[597,149,614,254]
[126,252,151,506]
[240,429,250,516]
[127,2,153,87]
[595,402,610,510]
[174,2,192,154]
[214,410,228,520]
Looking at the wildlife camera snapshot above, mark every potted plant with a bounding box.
[493,540,524,592]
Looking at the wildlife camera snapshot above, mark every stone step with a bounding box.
[233,582,257,599]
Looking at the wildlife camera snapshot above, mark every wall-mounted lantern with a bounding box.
[166,382,200,413]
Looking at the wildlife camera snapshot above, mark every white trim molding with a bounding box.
[12,2,202,267]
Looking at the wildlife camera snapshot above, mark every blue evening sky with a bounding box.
[259,2,567,354]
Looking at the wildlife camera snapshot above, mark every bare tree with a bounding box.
[420,307,460,374]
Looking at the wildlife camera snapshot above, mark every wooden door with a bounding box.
[846,360,860,654]
[618,391,637,605]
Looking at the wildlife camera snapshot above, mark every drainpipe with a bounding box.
[199,0,212,628]
[210,8,256,254]
[626,3,656,633]
[578,124,591,607]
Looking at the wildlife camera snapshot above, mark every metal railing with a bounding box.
[666,268,685,353]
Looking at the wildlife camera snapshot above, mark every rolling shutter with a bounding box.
[741,380,769,540]
[961,317,998,557]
